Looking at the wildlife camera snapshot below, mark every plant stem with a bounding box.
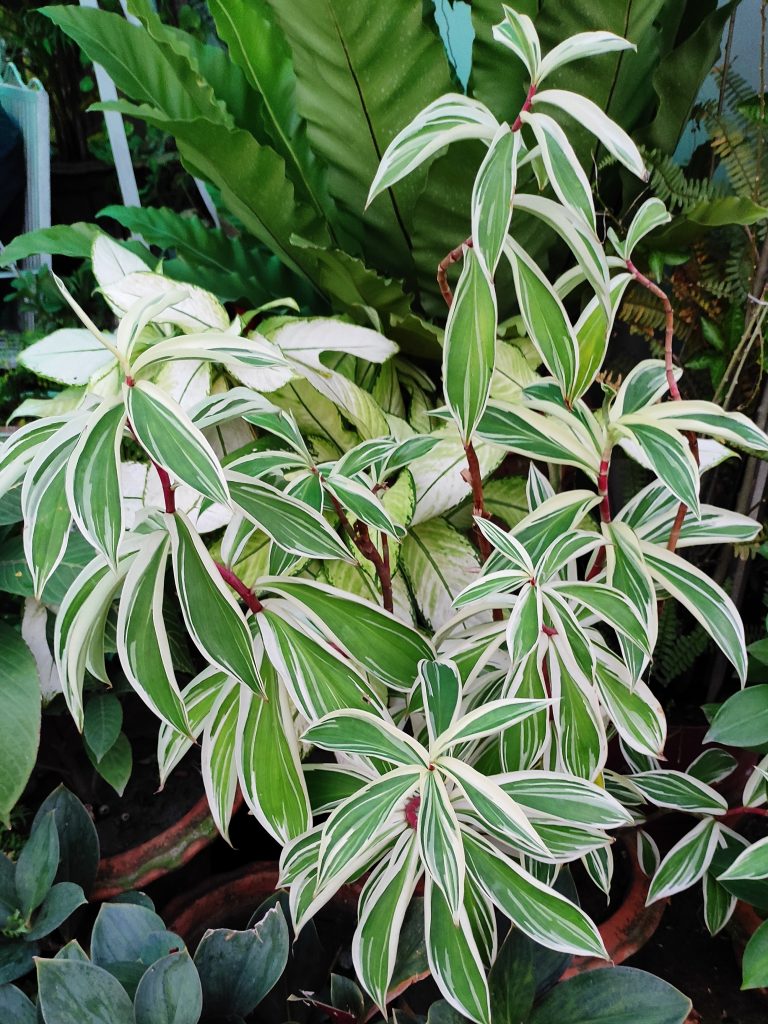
[464,441,492,564]
[326,490,394,613]
[626,258,699,554]
[437,237,472,306]
[587,451,612,580]
[214,562,264,615]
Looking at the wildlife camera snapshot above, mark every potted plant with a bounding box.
[4,6,768,1020]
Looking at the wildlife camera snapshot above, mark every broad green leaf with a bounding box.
[227,473,352,561]
[65,399,126,568]
[719,835,768,883]
[87,731,132,797]
[648,818,721,903]
[522,112,595,228]
[641,542,747,684]
[83,694,122,763]
[402,518,484,630]
[352,832,422,1012]
[17,812,59,917]
[742,919,768,989]
[638,400,768,455]
[529,966,691,1024]
[425,877,490,1024]
[259,577,434,690]
[368,94,498,202]
[476,402,597,477]
[629,770,726,816]
[472,125,518,276]
[0,222,101,265]
[443,247,497,442]
[464,833,605,958]
[0,624,39,826]
[257,608,378,720]
[551,581,650,654]
[533,88,647,180]
[623,198,672,258]
[117,531,190,734]
[706,686,768,748]
[504,240,579,400]
[304,710,428,767]
[133,950,203,1024]
[168,512,262,692]
[36,959,134,1024]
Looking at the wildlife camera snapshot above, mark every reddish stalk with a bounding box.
[722,805,768,825]
[214,562,264,615]
[464,441,492,563]
[437,237,472,307]
[326,489,394,614]
[586,453,613,580]
[626,259,700,554]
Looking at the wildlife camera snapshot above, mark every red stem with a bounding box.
[722,806,768,824]
[214,562,264,615]
[464,441,492,564]
[510,83,537,132]
[626,259,700,555]
[326,489,394,613]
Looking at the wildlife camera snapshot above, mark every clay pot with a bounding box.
[92,792,237,901]
[564,838,667,977]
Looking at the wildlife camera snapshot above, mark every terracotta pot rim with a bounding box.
[91,791,239,901]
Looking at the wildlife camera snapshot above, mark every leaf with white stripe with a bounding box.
[126,380,229,505]
[641,541,747,684]
[168,512,262,692]
[0,418,71,500]
[434,697,552,754]
[368,94,499,203]
[201,683,240,841]
[65,399,126,569]
[522,112,595,228]
[237,661,310,844]
[497,771,632,828]
[629,770,727,815]
[492,6,540,78]
[323,473,404,538]
[352,832,422,1012]
[418,659,462,748]
[537,31,633,81]
[618,419,700,515]
[443,247,497,442]
[637,400,768,455]
[158,667,230,786]
[472,125,518,276]
[476,402,597,476]
[647,818,721,903]
[464,833,606,958]
[533,89,646,180]
[303,710,428,767]
[117,531,190,735]
[419,770,465,917]
[425,876,490,1024]
[594,647,666,758]
[227,472,353,561]
[718,835,768,882]
[551,581,650,654]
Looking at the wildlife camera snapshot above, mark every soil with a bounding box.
[629,887,766,1024]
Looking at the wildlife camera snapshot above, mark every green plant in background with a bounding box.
[4,10,768,1020]
[0,0,740,350]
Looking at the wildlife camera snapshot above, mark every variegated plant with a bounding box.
[3,7,768,1023]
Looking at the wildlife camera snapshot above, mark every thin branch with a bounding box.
[214,562,265,615]
[326,489,394,613]
[437,237,472,307]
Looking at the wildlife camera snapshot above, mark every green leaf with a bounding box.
[17,812,59,917]
[83,694,123,763]
[32,785,100,893]
[641,542,747,684]
[523,111,595,228]
[133,951,203,1024]
[237,660,310,844]
[419,771,465,918]
[498,771,631,829]
[65,400,126,569]
[169,512,262,692]
[227,473,352,561]
[401,519,483,631]
[0,624,39,827]
[87,732,132,797]
[260,577,433,690]
[647,818,720,903]
[488,927,535,1024]
[476,403,597,477]
[719,835,768,883]
[742,918,768,990]
[425,877,490,1024]
[504,240,579,400]
[706,686,768,748]
[117,532,191,735]
[419,660,461,748]
[623,199,671,258]
[0,984,36,1024]
[126,381,229,506]
[529,966,691,1024]
[257,608,377,720]
[304,710,427,767]
[617,420,699,515]
[36,959,134,1024]
[201,684,239,841]
[26,882,87,942]
[0,223,101,265]
[472,125,518,276]
[443,247,497,442]
[687,195,768,227]
[629,770,726,816]
[353,832,422,1011]
[435,698,551,753]
[593,650,665,758]
[323,473,404,538]
[492,6,540,78]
